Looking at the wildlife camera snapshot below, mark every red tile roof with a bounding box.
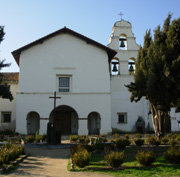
[1,72,19,81]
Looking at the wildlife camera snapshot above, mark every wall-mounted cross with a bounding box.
[49,91,61,109]
[118,12,124,20]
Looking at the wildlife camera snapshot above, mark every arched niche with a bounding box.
[88,112,101,135]
[111,58,120,75]
[119,34,127,50]
[128,58,136,74]
[27,111,40,135]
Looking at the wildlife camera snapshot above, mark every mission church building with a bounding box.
[1,19,179,135]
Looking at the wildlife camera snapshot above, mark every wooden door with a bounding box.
[54,112,71,134]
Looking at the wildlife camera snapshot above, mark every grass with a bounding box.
[69,146,180,177]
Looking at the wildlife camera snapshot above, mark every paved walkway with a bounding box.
[1,145,113,177]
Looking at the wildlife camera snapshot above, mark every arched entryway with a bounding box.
[49,105,78,135]
[88,112,101,135]
[27,111,40,135]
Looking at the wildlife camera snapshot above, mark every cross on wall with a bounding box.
[49,91,61,109]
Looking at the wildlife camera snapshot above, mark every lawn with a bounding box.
[70,146,180,177]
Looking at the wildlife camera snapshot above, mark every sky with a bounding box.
[1,0,180,72]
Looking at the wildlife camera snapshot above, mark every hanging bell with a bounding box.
[129,63,134,72]
[119,38,126,48]
[112,62,118,72]
[120,40,125,48]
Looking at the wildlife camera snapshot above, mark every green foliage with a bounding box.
[112,133,120,139]
[72,145,91,168]
[115,137,127,150]
[0,144,24,166]
[136,133,142,138]
[136,150,155,166]
[25,135,35,143]
[125,14,180,138]
[134,138,144,146]
[161,136,169,144]
[164,146,180,164]
[69,135,79,142]
[79,135,90,145]
[147,136,161,146]
[105,151,124,168]
[0,26,13,101]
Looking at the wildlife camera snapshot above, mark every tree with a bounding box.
[126,14,180,139]
[0,26,13,101]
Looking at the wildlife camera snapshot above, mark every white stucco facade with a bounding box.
[14,30,114,135]
[0,76,18,131]
[1,20,178,135]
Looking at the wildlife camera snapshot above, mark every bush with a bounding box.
[70,135,79,142]
[136,150,155,166]
[124,134,130,139]
[147,136,161,146]
[115,138,127,150]
[161,136,169,144]
[73,148,91,168]
[0,144,24,166]
[164,147,180,164]
[105,151,124,168]
[25,135,35,143]
[136,133,142,138]
[35,135,44,142]
[79,135,90,145]
[134,138,144,146]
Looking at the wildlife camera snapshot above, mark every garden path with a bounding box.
[1,143,113,177]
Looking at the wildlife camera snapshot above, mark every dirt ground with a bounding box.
[1,144,113,177]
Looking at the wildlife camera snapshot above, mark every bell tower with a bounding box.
[108,19,139,75]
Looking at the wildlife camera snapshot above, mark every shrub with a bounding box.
[115,138,127,150]
[35,135,44,142]
[124,134,130,139]
[134,138,144,146]
[79,135,90,145]
[25,135,35,143]
[112,133,120,139]
[73,148,91,168]
[164,147,180,164]
[105,151,124,168]
[161,136,169,144]
[147,136,161,146]
[70,135,79,142]
[136,150,155,166]
[136,133,142,138]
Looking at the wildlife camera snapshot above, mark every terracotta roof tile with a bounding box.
[1,72,19,81]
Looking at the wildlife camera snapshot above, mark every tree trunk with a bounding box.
[150,102,169,140]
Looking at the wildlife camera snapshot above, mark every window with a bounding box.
[58,76,70,92]
[118,113,127,123]
[1,112,11,123]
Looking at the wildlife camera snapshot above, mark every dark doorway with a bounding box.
[54,111,71,134]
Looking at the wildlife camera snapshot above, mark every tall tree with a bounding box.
[0,26,13,101]
[126,14,180,139]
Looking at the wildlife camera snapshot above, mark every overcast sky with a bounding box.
[1,0,180,72]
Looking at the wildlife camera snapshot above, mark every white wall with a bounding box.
[0,82,18,131]
[16,33,112,135]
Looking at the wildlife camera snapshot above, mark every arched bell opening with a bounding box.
[128,58,135,74]
[27,111,40,135]
[49,105,78,135]
[119,34,127,50]
[88,112,101,135]
[111,58,120,75]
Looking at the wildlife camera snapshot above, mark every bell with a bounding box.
[112,62,118,72]
[120,40,125,48]
[129,64,134,72]
[119,38,126,48]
